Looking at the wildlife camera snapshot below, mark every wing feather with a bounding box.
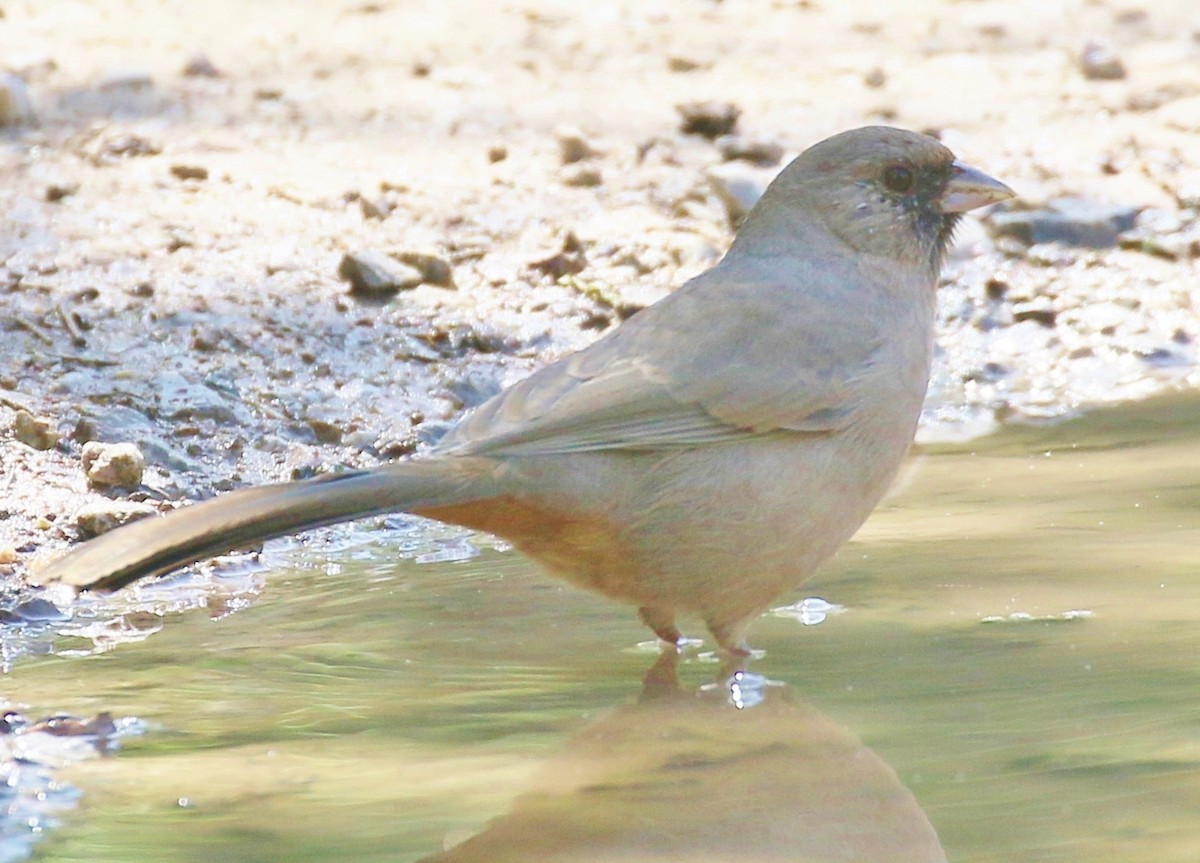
[435,257,885,458]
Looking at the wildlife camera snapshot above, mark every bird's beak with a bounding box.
[939,160,1015,213]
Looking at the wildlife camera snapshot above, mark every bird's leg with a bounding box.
[638,606,683,649]
[704,615,753,659]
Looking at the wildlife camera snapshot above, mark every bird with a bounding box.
[33,126,1014,655]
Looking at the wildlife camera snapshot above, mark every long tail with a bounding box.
[33,458,501,591]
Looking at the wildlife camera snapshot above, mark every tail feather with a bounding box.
[33,458,499,591]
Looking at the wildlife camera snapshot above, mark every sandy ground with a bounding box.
[1,0,1199,583]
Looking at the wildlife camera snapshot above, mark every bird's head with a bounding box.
[745,126,1014,273]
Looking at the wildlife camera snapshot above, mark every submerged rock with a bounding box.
[73,500,159,537]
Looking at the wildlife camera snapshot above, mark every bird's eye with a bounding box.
[882,165,914,193]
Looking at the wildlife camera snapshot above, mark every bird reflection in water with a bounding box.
[420,651,946,863]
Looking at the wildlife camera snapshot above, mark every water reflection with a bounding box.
[7,393,1200,862]
[422,651,946,863]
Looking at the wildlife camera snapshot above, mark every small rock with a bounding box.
[1139,346,1188,368]
[155,372,238,423]
[1125,90,1165,112]
[393,251,455,288]
[170,163,208,181]
[3,597,68,623]
[1119,226,1200,260]
[0,72,35,126]
[306,418,343,445]
[1024,243,1082,267]
[986,197,1139,248]
[863,67,887,88]
[1011,302,1057,327]
[45,181,80,202]
[358,195,392,220]
[1080,41,1126,80]
[676,100,740,139]
[182,53,221,78]
[715,134,784,166]
[81,441,146,488]
[487,143,508,163]
[98,69,154,92]
[1133,208,1184,235]
[12,410,59,450]
[560,164,603,187]
[338,251,424,298]
[89,132,162,165]
[555,125,601,164]
[706,162,775,226]
[530,233,587,279]
[0,547,16,565]
[667,56,707,73]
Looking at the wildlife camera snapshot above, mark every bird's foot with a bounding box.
[638,605,684,651]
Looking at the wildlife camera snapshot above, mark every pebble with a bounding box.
[81,441,146,488]
[169,163,208,181]
[155,372,238,423]
[706,162,775,226]
[666,56,707,73]
[487,143,508,163]
[305,417,343,445]
[1119,226,1200,261]
[987,197,1139,248]
[676,100,740,139]
[11,410,59,450]
[46,181,80,202]
[338,251,424,298]
[1080,41,1126,80]
[0,597,68,623]
[182,53,221,78]
[358,195,392,220]
[1023,243,1084,267]
[560,164,603,187]
[1011,301,1057,327]
[530,233,587,279]
[73,500,158,537]
[863,67,887,88]
[88,132,162,165]
[98,69,154,92]
[0,72,34,126]
[715,134,784,167]
[555,125,601,164]
[393,251,455,287]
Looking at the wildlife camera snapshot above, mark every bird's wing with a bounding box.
[436,259,886,457]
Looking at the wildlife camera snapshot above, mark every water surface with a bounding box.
[7,394,1200,862]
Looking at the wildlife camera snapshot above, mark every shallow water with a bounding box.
[7,393,1200,862]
